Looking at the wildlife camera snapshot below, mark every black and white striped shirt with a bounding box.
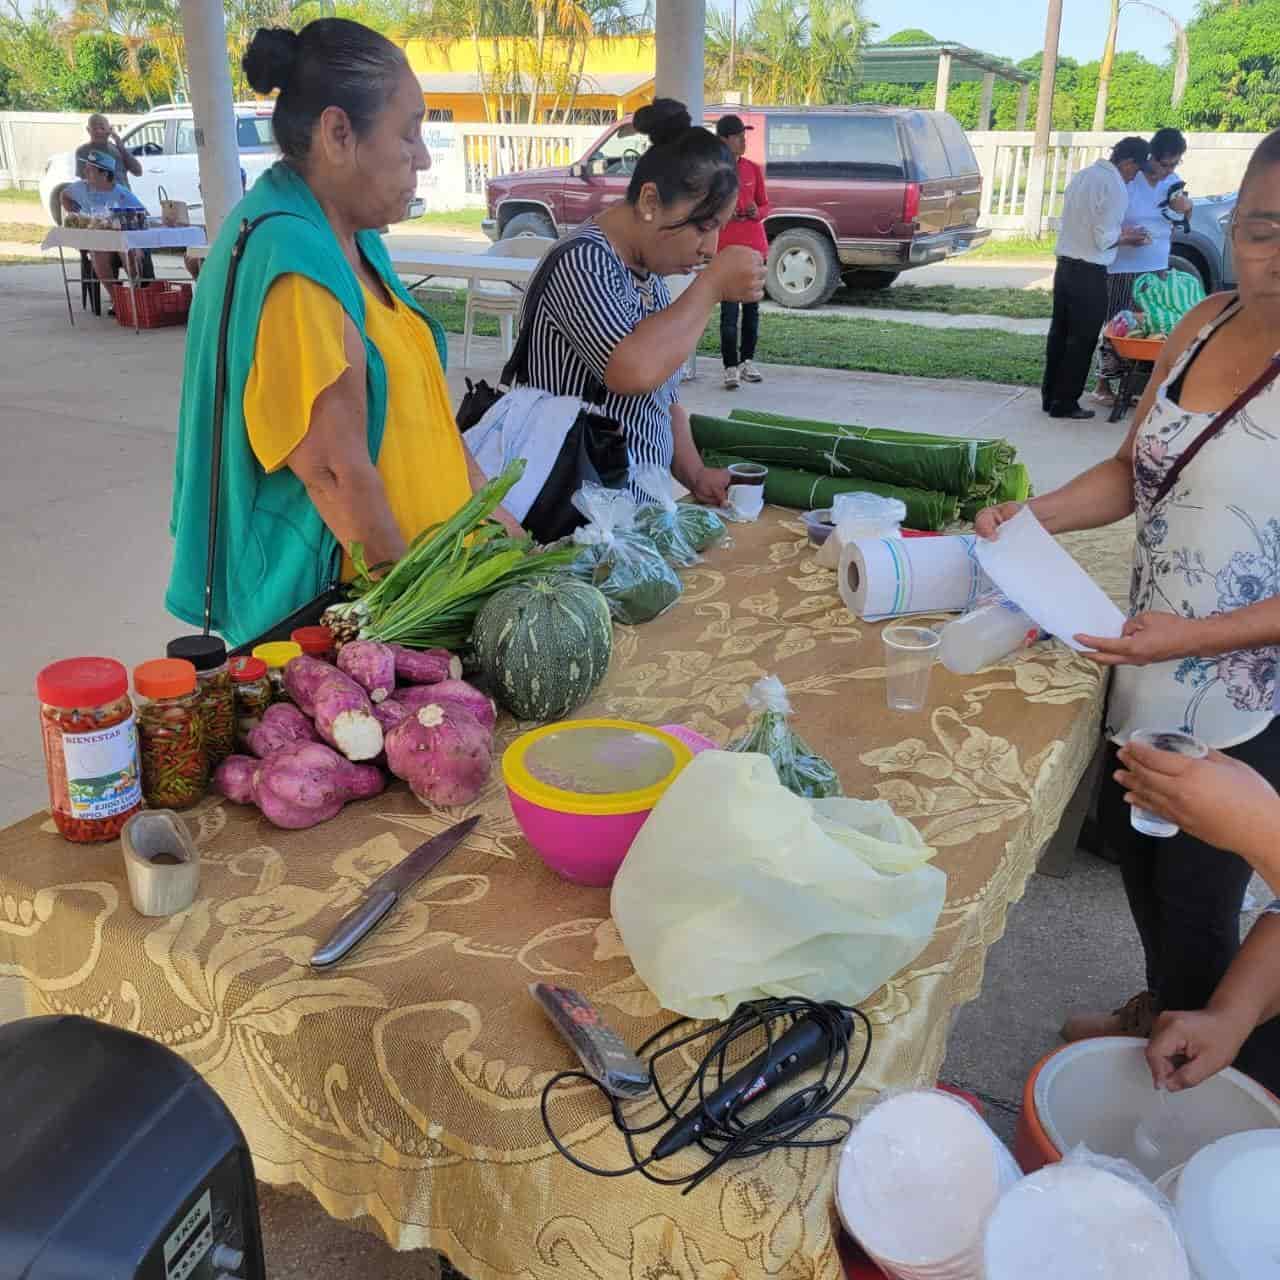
[517,224,680,497]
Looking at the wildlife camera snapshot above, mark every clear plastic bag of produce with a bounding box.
[725,674,842,798]
[569,483,683,625]
[631,465,728,566]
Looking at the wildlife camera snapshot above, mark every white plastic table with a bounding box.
[41,225,207,334]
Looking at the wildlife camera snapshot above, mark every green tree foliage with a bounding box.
[881,27,935,46]
[1178,0,1280,131]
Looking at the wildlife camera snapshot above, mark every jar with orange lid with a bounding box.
[252,641,303,703]
[230,655,272,748]
[291,625,335,663]
[134,659,207,811]
[36,657,142,843]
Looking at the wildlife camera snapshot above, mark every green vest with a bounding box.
[166,163,447,646]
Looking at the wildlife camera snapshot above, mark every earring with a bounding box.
[644,213,653,222]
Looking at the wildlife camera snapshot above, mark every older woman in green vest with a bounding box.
[167,19,517,646]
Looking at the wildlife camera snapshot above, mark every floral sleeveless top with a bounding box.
[1107,299,1280,749]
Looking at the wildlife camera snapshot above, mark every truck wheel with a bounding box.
[501,211,556,241]
[1168,252,1208,293]
[841,269,899,292]
[767,228,841,308]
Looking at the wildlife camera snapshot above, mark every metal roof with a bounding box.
[417,71,653,97]
[859,42,1031,85]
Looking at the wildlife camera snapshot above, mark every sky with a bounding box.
[860,0,1201,66]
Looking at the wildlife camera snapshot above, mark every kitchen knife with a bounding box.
[309,815,480,968]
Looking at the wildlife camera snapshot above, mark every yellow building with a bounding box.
[402,32,656,125]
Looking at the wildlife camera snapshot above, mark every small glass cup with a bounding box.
[1127,729,1208,837]
[883,625,940,712]
[726,462,768,486]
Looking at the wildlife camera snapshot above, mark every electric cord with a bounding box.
[539,996,872,1193]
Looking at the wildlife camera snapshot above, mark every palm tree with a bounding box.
[1093,0,1189,128]
[62,0,170,107]
[727,0,866,106]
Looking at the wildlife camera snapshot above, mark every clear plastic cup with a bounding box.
[1127,729,1208,837]
[883,625,940,712]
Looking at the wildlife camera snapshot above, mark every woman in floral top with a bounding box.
[977,128,1280,1052]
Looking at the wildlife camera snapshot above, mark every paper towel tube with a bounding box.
[839,535,992,621]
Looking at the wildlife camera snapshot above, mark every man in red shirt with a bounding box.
[715,114,769,389]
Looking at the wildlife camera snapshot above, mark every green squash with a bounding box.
[473,575,613,721]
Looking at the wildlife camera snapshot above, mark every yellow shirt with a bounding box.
[244,273,470,579]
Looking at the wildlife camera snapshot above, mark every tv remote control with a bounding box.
[530,983,651,1098]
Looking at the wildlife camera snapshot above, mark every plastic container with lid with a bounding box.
[251,641,303,703]
[291,626,335,662]
[166,635,234,769]
[230,655,272,749]
[502,720,693,886]
[36,657,142,843]
[133,658,207,811]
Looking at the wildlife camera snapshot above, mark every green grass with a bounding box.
[0,255,44,264]
[416,287,1043,387]
[965,235,1056,262]
[834,282,1052,320]
[403,207,486,230]
[0,188,42,204]
[0,222,45,245]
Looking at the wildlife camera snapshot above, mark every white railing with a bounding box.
[458,123,602,197]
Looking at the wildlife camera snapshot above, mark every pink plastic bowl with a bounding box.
[506,790,652,887]
[658,724,719,754]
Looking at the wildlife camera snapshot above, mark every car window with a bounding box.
[765,116,904,181]
[236,116,275,150]
[589,124,649,177]
[174,121,197,155]
[902,114,952,181]
[122,121,166,157]
[933,114,978,176]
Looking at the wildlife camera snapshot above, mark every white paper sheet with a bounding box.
[974,507,1125,651]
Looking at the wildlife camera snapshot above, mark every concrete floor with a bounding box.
[0,259,1176,1275]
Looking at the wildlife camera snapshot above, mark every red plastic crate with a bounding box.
[108,280,192,329]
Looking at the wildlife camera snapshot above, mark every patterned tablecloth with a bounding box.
[0,511,1133,1280]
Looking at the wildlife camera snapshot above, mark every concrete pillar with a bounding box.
[934,51,952,113]
[178,0,241,239]
[979,71,995,130]
[1024,0,1063,238]
[1016,83,1031,130]
[655,0,705,123]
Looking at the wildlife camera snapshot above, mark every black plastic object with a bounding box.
[0,1015,266,1280]
[166,634,228,672]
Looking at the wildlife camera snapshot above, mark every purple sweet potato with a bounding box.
[384,702,492,807]
[212,754,259,806]
[282,655,340,716]
[391,644,462,686]
[247,702,319,759]
[253,741,347,828]
[337,639,397,703]
[339,760,387,801]
[373,698,409,732]
[395,681,495,732]
[311,675,384,762]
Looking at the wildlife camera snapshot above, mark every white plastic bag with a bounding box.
[610,750,947,1019]
[630,464,725,566]
[816,491,906,569]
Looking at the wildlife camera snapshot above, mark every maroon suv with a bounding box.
[483,104,989,308]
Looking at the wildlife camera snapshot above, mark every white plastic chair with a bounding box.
[463,236,554,368]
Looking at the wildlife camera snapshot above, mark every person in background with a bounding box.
[515,98,765,506]
[60,149,147,285]
[1095,128,1193,405]
[1042,136,1151,420]
[976,128,1280,1052]
[1114,740,1280,1093]
[715,114,769,391]
[76,113,141,189]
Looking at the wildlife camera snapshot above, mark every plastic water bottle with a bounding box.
[939,595,1043,674]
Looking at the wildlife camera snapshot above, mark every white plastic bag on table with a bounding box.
[816,491,906,570]
[725,674,842,799]
[630,464,726,566]
[569,483,683,625]
[610,750,947,1020]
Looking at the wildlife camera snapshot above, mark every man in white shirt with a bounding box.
[1042,136,1151,420]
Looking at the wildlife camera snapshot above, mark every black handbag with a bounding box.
[455,237,628,543]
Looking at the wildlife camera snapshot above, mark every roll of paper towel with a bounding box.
[839,535,992,621]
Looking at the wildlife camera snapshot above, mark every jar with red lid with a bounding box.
[134,658,207,811]
[37,657,142,843]
[167,635,234,768]
[291,626,335,663]
[230,655,272,748]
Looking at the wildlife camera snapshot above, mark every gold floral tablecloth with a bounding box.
[0,512,1133,1280]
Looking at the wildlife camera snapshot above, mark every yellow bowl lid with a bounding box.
[502,719,693,817]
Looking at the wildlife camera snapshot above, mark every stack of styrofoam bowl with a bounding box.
[984,1162,1191,1279]
[835,1090,1019,1280]
[1175,1130,1280,1279]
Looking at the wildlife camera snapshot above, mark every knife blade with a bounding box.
[309,815,480,968]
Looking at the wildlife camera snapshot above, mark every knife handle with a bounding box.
[310,889,397,968]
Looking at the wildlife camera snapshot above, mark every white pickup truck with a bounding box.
[39,102,428,226]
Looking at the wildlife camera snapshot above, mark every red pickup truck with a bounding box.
[483,104,990,308]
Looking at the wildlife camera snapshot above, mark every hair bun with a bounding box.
[634,98,693,147]
[243,27,303,95]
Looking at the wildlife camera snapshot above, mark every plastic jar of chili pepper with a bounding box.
[230,655,272,748]
[166,636,235,769]
[252,641,303,703]
[291,626,335,663]
[36,656,142,843]
[133,659,207,811]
